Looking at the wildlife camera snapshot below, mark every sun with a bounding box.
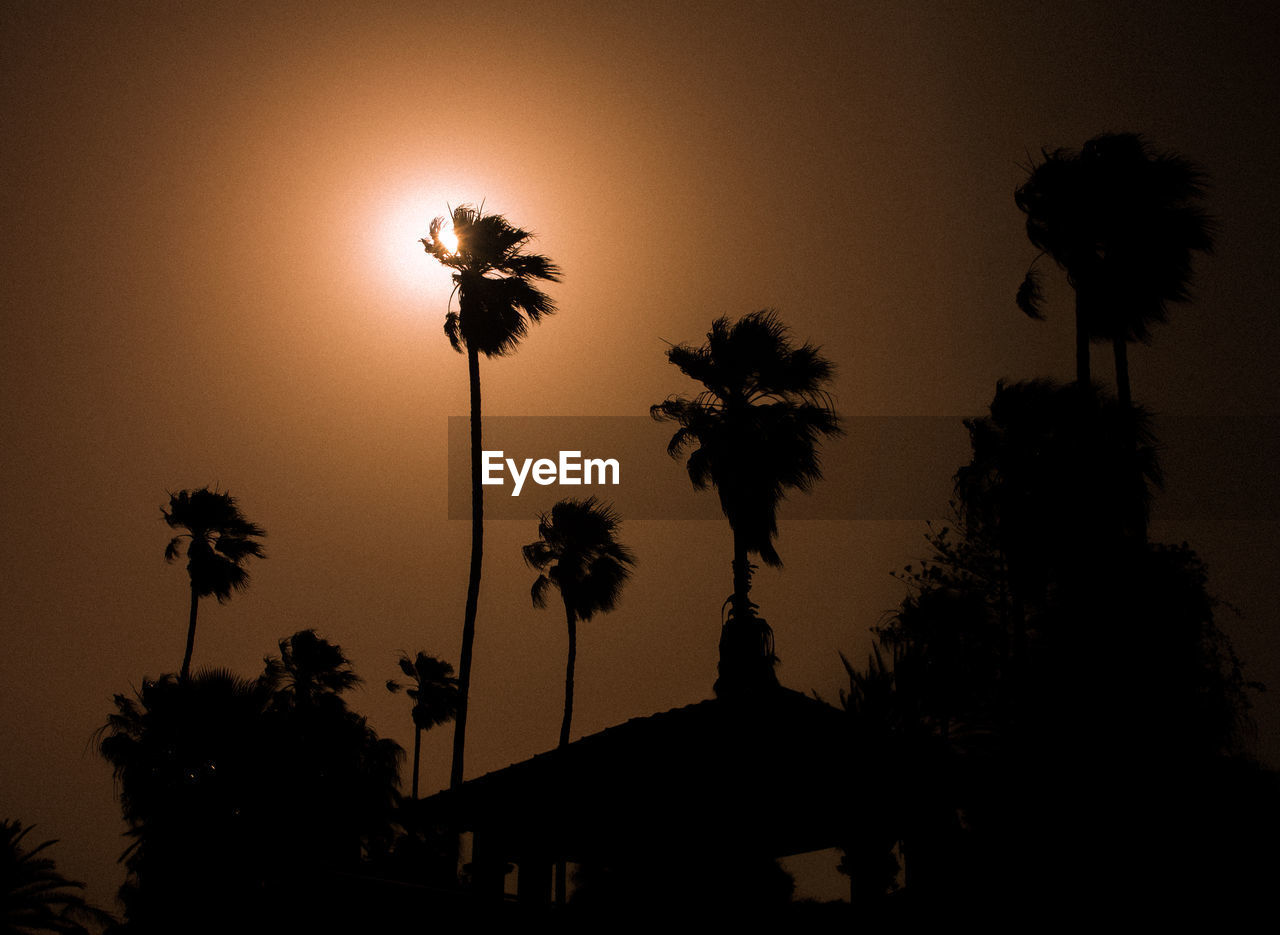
[436,224,459,255]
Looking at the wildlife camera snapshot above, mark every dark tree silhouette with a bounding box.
[652,310,839,694]
[162,488,265,681]
[99,637,403,932]
[420,204,561,791]
[956,379,1162,580]
[260,632,403,867]
[1,819,116,934]
[98,668,278,931]
[522,497,633,906]
[386,652,459,801]
[837,380,1269,911]
[522,497,635,749]
[264,628,360,712]
[1016,132,1213,404]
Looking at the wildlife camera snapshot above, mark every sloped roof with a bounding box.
[416,687,853,860]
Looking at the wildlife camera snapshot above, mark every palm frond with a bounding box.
[1016,267,1046,319]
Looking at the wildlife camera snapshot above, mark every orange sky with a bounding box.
[3,0,1278,909]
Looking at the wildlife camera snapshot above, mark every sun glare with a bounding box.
[370,179,516,305]
[437,225,459,255]
[376,197,457,298]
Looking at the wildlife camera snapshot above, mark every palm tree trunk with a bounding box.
[411,725,422,800]
[717,526,777,695]
[451,346,484,792]
[179,584,199,682]
[555,603,576,906]
[559,604,576,749]
[1075,290,1091,388]
[730,524,752,622]
[1112,336,1148,541]
[1113,337,1131,410]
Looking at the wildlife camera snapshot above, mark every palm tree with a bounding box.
[100,662,403,927]
[162,487,266,681]
[264,628,361,713]
[522,497,635,748]
[421,204,560,791]
[651,310,839,694]
[98,668,278,928]
[522,496,634,904]
[1,819,116,934]
[1015,133,1213,405]
[386,652,459,800]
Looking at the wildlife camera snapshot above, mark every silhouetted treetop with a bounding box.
[1016,132,1214,341]
[163,488,266,603]
[420,203,562,357]
[523,497,636,623]
[652,310,840,570]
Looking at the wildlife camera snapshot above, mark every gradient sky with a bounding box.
[3,0,1278,909]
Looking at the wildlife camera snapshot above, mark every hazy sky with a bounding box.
[3,0,1278,909]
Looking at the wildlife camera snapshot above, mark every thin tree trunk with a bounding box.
[1113,336,1147,541]
[1113,336,1131,410]
[179,584,199,682]
[411,725,421,800]
[559,604,576,749]
[556,602,576,906]
[451,346,483,792]
[730,524,752,622]
[1075,290,1091,388]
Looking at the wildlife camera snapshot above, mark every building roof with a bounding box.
[415,687,854,861]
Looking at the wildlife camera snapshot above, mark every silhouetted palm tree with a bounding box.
[162,488,265,681]
[1016,133,1213,404]
[652,311,839,694]
[421,204,561,790]
[1,819,116,934]
[264,628,360,713]
[387,652,459,800]
[100,659,403,929]
[98,668,278,929]
[522,498,635,748]
[522,498,633,906]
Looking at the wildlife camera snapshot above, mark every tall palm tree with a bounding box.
[651,310,839,695]
[421,204,560,790]
[1015,133,1213,405]
[386,652,459,800]
[1,819,116,934]
[163,487,266,681]
[522,497,635,749]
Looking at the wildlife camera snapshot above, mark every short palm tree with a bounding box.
[651,311,839,694]
[421,204,561,791]
[522,496,633,905]
[264,628,361,713]
[522,497,635,749]
[387,652,460,800]
[163,487,266,681]
[1015,132,1213,405]
[1,819,116,934]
